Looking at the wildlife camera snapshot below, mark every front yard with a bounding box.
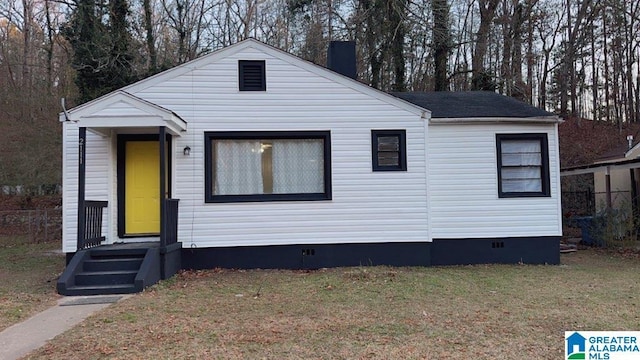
[21,249,640,359]
[0,236,64,331]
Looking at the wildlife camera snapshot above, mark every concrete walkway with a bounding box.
[0,295,127,360]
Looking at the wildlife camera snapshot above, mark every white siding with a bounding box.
[158,48,428,248]
[62,124,111,252]
[428,123,562,239]
[62,45,429,251]
[91,100,151,117]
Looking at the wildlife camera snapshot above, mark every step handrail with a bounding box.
[78,200,108,250]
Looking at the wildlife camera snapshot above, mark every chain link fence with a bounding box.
[0,208,62,243]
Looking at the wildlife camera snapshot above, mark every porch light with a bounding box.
[183,146,191,156]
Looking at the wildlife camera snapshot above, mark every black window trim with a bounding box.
[238,60,266,91]
[204,131,332,203]
[371,129,407,171]
[496,133,550,198]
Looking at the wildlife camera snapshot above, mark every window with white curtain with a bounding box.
[205,131,331,202]
[496,134,550,197]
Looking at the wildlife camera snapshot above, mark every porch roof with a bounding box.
[59,91,187,136]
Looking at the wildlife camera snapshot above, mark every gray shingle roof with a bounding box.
[392,91,555,119]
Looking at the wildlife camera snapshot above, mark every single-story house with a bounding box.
[57,39,563,296]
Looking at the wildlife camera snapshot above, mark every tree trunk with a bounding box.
[603,6,611,123]
[560,0,571,118]
[389,0,406,92]
[45,0,55,94]
[471,0,500,90]
[525,0,535,104]
[363,0,382,89]
[143,0,157,73]
[565,0,595,119]
[500,0,512,95]
[21,0,32,122]
[432,0,450,91]
[625,10,635,122]
[511,2,525,101]
[590,13,597,121]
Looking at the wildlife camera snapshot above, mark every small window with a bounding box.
[238,60,266,91]
[496,133,550,198]
[372,130,407,171]
[205,131,331,203]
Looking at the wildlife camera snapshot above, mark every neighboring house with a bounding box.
[562,138,640,214]
[593,142,640,212]
[57,39,563,296]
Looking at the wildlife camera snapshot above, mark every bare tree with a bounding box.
[432,0,450,91]
[471,0,500,90]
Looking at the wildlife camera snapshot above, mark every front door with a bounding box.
[125,141,160,235]
[118,135,170,237]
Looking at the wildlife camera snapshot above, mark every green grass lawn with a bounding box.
[0,236,64,331]
[23,249,640,360]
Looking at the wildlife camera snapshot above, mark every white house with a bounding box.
[57,39,562,295]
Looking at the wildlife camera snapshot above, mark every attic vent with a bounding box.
[239,60,266,91]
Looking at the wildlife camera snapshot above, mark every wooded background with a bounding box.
[1,0,639,188]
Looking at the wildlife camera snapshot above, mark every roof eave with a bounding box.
[429,115,562,125]
[561,157,640,176]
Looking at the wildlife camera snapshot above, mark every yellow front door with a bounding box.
[125,141,160,235]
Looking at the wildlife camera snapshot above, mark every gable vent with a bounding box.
[239,60,266,91]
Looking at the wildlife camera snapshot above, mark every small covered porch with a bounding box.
[58,91,187,296]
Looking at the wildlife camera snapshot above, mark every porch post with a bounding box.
[159,126,166,247]
[631,169,637,214]
[605,166,612,210]
[77,127,86,250]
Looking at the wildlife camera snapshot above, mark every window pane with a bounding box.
[502,179,542,192]
[501,153,541,166]
[272,139,324,194]
[499,137,546,194]
[497,135,549,196]
[501,167,541,180]
[377,136,400,152]
[261,142,273,194]
[206,131,331,202]
[213,140,264,195]
[214,138,324,196]
[501,140,541,153]
[378,152,399,166]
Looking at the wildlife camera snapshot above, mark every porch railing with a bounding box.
[78,200,108,250]
[161,198,179,247]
